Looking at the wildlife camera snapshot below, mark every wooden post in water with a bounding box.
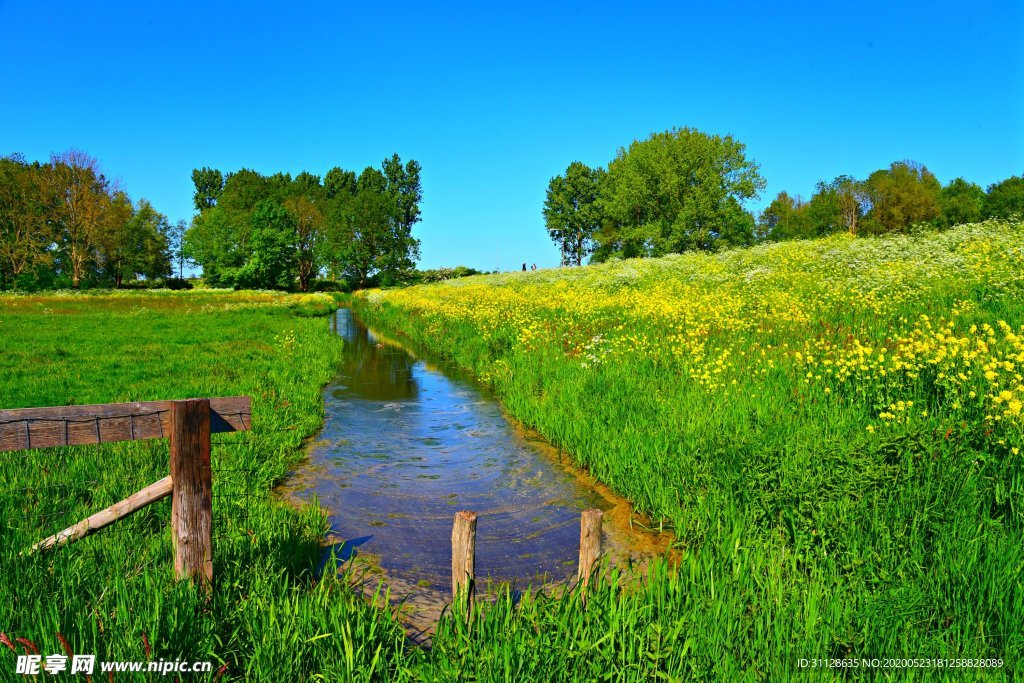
[578,509,603,604]
[170,399,213,590]
[451,510,477,624]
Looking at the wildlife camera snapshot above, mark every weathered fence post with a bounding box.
[170,398,213,590]
[451,510,477,624]
[578,509,603,604]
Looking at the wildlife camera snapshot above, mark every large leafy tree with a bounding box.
[326,167,393,289]
[191,167,224,211]
[543,161,605,265]
[983,175,1024,219]
[596,127,765,259]
[937,178,985,228]
[323,156,422,288]
[238,200,297,289]
[46,150,113,289]
[184,168,279,287]
[282,191,324,292]
[0,155,52,288]
[803,175,865,236]
[184,207,245,286]
[861,161,941,234]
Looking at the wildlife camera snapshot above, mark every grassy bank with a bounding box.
[355,220,1024,680]
[0,291,415,681]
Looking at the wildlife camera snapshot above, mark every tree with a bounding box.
[380,155,423,282]
[94,190,135,287]
[861,161,941,234]
[937,178,985,228]
[758,191,810,241]
[596,127,765,259]
[184,167,275,287]
[238,200,296,289]
[0,155,52,288]
[322,157,422,288]
[804,175,865,236]
[326,167,392,289]
[94,196,172,287]
[283,194,324,292]
[186,156,422,290]
[191,168,224,211]
[47,150,112,289]
[543,161,605,265]
[183,207,246,287]
[324,167,357,199]
[169,218,189,279]
[983,175,1024,219]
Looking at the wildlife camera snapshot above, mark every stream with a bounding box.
[281,308,669,634]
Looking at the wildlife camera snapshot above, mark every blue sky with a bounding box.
[1,0,1021,271]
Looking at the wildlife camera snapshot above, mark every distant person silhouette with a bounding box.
[522,263,527,271]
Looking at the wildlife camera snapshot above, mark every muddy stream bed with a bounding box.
[280,308,671,640]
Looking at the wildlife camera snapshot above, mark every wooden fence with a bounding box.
[0,396,251,590]
[4,395,605,615]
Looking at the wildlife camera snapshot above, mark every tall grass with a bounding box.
[355,221,1024,680]
[0,291,414,681]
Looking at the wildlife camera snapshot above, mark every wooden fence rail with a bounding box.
[3,396,251,590]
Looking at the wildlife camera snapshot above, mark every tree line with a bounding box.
[183,155,422,291]
[0,150,179,290]
[544,127,1024,265]
[0,149,424,291]
[757,163,1023,241]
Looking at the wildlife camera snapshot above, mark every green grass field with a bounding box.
[4,221,1024,681]
[355,220,1024,680]
[0,291,419,681]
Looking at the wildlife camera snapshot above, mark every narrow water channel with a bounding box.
[282,308,669,628]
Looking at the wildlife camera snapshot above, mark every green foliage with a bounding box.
[860,161,941,234]
[191,167,224,211]
[937,177,986,228]
[757,191,810,240]
[543,161,605,265]
[0,154,52,288]
[413,265,482,284]
[238,200,298,289]
[805,175,864,236]
[595,127,765,259]
[186,157,421,292]
[984,175,1024,219]
[96,196,173,287]
[0,151,175,290]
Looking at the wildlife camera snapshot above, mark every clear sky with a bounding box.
[1,1,1021,271]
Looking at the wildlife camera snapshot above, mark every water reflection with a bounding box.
[334,310,418,401]
[284,309,657,595]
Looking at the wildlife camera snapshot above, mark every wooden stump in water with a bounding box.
[578,509,603,604]
[451,510,477,624]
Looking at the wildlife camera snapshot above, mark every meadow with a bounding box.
[0,290,727,682]
[355,219,1024,679]
[3,219,1023,681]
[0,291,418,681]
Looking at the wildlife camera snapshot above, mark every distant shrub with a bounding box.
[311,278,350,293]
[164,278,194,290]
[416,266,483,284]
